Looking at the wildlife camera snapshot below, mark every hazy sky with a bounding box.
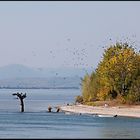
[0,1,140,69]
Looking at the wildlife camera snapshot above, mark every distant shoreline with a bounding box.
[0,87,79,89]
[60,104,140,118]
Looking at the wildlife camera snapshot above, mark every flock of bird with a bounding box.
[35,35,139,78]
[48,38,93,72]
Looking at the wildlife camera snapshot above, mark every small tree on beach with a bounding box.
[12,92,27,112]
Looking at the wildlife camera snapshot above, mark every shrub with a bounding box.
[75,95,83,103]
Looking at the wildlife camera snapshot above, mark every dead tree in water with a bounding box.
[12,92,27,112]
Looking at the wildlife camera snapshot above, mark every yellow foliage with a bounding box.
[81,41,140,105]
[116,94,126,104]
[97,86,110,101]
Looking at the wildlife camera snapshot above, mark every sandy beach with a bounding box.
[60,104,140,118]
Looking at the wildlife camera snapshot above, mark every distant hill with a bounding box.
[0,64,93,89]
[0,64,38,79]
[0,64,92,79]
[0,77,81,89]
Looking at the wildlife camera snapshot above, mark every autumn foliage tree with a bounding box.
[80,42,140,104]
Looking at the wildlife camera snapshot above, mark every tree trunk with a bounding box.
[20,99,24,112]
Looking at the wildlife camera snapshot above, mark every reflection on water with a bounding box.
[0,89,140,138]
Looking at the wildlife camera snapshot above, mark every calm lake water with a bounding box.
[0,88,140,138]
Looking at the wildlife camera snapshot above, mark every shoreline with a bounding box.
[60,104,140,118]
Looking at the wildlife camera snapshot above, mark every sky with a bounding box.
[0,1,140,70]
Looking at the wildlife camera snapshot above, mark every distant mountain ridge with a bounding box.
[0,64,92,79]
[0,77,81,89]
[0,64,93,88]
[0,64,37,79]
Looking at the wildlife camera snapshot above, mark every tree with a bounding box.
[81,74,91,102]
[12,92,27,112]
[96,42,140,102]
[81,71,99,102]
[81,41,140,104]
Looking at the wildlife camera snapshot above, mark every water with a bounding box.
[0,89,140,138]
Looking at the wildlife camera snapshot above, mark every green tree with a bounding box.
[127,76,140,104]
[81,74,91,102]
[81,71,98,103]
